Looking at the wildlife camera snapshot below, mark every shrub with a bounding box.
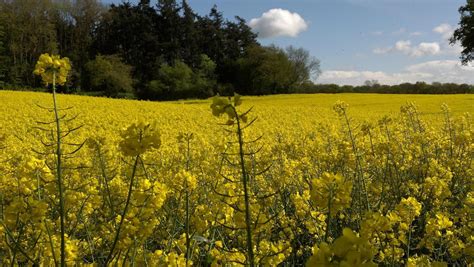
[84,55,134,97]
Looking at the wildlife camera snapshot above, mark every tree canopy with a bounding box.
[0,0,321,99]
[451,0,474,64]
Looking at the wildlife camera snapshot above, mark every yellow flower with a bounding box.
[307,228,376,267]
[311,172,352,213]
[210,93,242,119]
[33,53,71,86]
[333,100,349,116]
[119,121,161,156]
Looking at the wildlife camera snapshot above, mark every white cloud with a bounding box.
[433,23,454,40]
[411,42,440,57]
[373,23,460,58]
[318,60,474,85]
[249,9,308,38]
[371,31,384,36]
[429,23,463,56]
[373,40,440,57]
[406,60,473,83]
[443,43,463,56]
[395,40,412,53]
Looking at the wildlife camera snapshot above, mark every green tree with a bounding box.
[157,0,182,64]
[259,46,294,94]
[68,0,103,87]
[1,0,58,86]
[180,0,200,67]
[147,60,194,99]
[51,0,104,89]
[234,45,294,95]
[193,54,217,96]
[285,46,321,87]
[223,16,258,60]
[147,55,216,100]
[0,11,9,86]
[84,55,134,97]
[198,5,225,66]
[93,2,159,83]
[451,0,474,64]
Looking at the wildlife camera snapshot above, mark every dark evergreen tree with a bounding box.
[93,2,159,84]
[224,16,258,60]
[219,16,258,88]
[198,5,225,67]
[0,11,10,86]
[53,0,103,90]
[156,0,182,64]
[1,0,58,86]
[180,0,200,67]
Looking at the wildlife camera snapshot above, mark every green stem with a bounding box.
[324,189,332,242]
[343,112,370,213]
[185,185,190,266]
[104,155,140,265]
[234,107,255,267]
[185,136,191,266]
[407,223,412,260]
[97,146,115,217]
[52,72,66,267]
[45,220,58,267]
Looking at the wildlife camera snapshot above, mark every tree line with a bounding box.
[302,81,473,94]
[0,0,472,99]
[0,0,321,99]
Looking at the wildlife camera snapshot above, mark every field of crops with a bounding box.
[0,90,472,266]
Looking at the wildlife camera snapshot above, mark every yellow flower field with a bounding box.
[0,90,472,266]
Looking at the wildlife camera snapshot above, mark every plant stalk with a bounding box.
[52,72,66,267]
[104,155,140,265]
[234,107,255,267]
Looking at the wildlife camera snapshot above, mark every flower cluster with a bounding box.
[0,89,472,265]
[311,172,352,213]
[33,53,71,85]
[119,121,161,156]
[306,228,377,266]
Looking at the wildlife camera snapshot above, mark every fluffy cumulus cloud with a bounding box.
[318,60,474,85]
[433,23,454,40]
[395,40,412,53]
[372,23,461,58]
[373,40,440,57]
[249,9,308,38]
[412,42,441,57]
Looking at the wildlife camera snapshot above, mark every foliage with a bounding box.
[84,55,134,97]
[451,0,474,64]
[146,56,216,100]
[0,0,326,99]
[0,90,472,265]
[231,45,295,95]
[148,60,193,99]
[285,45,322,86]
[296,82,474,94]
[0,0,59,86]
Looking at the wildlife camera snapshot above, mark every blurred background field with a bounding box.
[2,90,471,150]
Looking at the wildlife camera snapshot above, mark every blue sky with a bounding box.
[103,0,474,85]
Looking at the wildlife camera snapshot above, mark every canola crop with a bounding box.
[0,90,472,266]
